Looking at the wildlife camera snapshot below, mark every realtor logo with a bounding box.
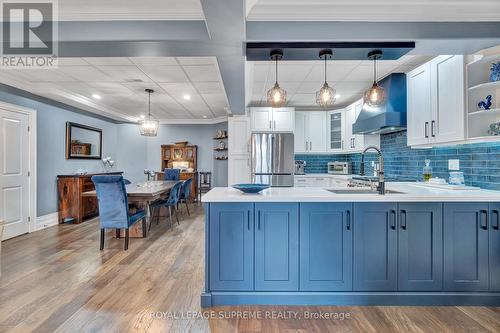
[1,0,58,68]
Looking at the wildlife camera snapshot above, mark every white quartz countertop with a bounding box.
[294,173,355,179]
[202,182,500,203]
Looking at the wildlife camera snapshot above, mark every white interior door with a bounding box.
[0,108,30,239]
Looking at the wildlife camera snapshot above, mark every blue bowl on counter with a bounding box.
[232,183,270,193]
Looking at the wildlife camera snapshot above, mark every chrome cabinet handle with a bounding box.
[425,122,429,138]
[341,140,344,150]
[274,120,276,129]
[269,120,272,129]
[247,211,251,230]
[492,210,499,230]
[390,210,396,230]
[258,210,261,230]
[431,120,436,137]
[310,141,312,150]
[400,210,407,230]
[346,210,351,230]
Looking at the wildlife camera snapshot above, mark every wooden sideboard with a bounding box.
[57,172,123,224]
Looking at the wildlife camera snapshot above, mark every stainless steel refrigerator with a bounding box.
[251,132,294,187]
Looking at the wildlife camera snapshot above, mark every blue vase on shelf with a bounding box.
[490,62,500,82]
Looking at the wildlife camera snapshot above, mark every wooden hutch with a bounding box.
[159,144,197,201]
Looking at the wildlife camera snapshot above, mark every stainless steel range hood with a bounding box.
[352,73,407,135]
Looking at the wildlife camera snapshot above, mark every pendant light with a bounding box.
[316,49,336,107]
[139,88,159,136]
[363,50,387,108]
[266,49,287,107]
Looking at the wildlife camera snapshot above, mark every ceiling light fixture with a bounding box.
[266,49,286,108]
[183,94,191,100]
[363,50,387,108]
[316,49,336,107]
[139,89,159,137]
[92,94,101,100]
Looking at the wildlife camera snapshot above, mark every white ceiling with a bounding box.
[0,57,230,122]
[249,55,433,108]
[247,0,500,21]
[58,0,205,21]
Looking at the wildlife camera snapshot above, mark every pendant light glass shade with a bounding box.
[266,50,287,107]
[363,50,387,108]
[316,49,336,107]
[140,89,159,137]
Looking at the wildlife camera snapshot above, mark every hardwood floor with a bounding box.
[0,205,499,333]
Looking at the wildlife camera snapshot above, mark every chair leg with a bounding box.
[174,206,180,225]
[168,206,173,228]
[185,200,190,216]
[156,206,160,225]
[124,229,129,250]
[116,228,120,239]
[142,218,147,238]
[100,229,105,250]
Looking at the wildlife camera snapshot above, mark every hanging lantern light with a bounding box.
[266,49,287,107]
[316,49,336,107]
[363,50,387,108]
[139,88,159,136]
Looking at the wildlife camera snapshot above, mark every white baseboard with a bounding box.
[35,212,58,231]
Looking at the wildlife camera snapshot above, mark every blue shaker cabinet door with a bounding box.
[444,203,489,291]
[353,202,398,291]
[398,203,443,291]
[489,203,500,292]
[254,203,299,291]
[300,203,353,291]
[209,203,254,291]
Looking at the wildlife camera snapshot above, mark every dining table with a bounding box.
[82,180,177,237]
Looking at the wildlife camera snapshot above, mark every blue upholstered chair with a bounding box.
[150,181,183,229]
[163,168,180,181]
[92,175,146,250]
[178,178,193,216]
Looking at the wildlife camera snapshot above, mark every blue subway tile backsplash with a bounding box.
[295,130,500,190]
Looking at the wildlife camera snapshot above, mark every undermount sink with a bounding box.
[327,189,405,195]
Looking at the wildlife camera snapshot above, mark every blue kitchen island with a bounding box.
[201,184,500,307]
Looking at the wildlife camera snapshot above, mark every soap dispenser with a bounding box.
[423,159,433,182]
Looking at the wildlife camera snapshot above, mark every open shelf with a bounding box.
[468,80,500,91]
[213,148,228,151]
[213,136,228,140]
[468,108,500,116]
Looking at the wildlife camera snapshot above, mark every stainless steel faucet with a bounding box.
[360,146,385,195]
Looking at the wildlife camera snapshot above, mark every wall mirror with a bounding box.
[66,122,102,159]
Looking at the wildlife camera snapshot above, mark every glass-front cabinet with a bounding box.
[327,110,345,152]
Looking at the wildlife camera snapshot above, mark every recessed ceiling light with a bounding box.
[92,94,101,99]
[183,94,191,100]
[140,114,145,119]
[335,94,341,99]
[203,115,208,118]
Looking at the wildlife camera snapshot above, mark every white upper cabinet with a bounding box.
[250,107,294,132]
[407,55,465,146]
[431,55,465,143]
[307,111,327,152]
[295,111,327,153]
[327,109,345,152]
[407,62,433,146]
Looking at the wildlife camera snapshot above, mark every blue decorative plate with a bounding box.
[232,183,270,193]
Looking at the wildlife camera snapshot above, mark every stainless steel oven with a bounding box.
[327,161,351,175]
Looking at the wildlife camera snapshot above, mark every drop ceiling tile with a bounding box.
[253,63,272,82]
[57,58,90,66]
[84,57,134,66]
[275,63,314,82]
[183,65,220,82]
[288,93,316,106]
[15,69,78,82]
[58,66,115,82]
[177,57,216,65]
[96,65,152,82]
[343,64,394,82]
[139,65,189,83]
[305,62,359,82]
[89,82,135,96]
[158,82,197,96]
[129,57,178,66]
[193,82,223,94]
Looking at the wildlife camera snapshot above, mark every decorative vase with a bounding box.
[490,62,500,82]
